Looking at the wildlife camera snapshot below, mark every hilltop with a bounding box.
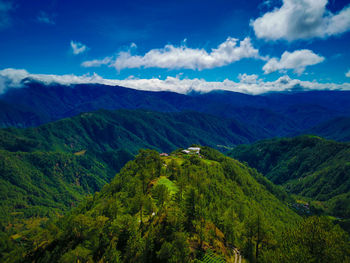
[0,108,258,226]
[2,147,303,262]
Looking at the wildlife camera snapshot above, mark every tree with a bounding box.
[271,216,350,263]
[243,212,269,263]
[152,184,170,209]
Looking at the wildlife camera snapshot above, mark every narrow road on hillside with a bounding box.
[233,248,242,263]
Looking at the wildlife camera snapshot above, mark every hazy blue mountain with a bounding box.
[305,116,350,142]
[2,80,350,139]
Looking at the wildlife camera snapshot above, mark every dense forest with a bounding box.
[2,0,350,261]
[0,108,257,229]
[2,148,348,262]
[0,107,349,262]
[229,136,350,229]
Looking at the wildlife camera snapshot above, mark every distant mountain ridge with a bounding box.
[304,116,350,142]
[2,80,350,140]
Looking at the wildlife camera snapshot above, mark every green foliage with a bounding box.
[262,216,350,263]
[229,135,350,219]
[0,107,260,233]
[200,249,226,263]
[0,108,260,227]
[0,150,109,223]
[2,148,303,262]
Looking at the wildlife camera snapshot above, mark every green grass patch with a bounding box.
[155,176,178,195]
[200,250,226,263]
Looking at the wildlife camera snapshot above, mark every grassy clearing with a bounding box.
[74,150,87,156]
[155,176,178,195]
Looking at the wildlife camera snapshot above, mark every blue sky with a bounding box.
[0,0,350,94]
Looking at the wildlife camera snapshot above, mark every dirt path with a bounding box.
[233,248,241,263]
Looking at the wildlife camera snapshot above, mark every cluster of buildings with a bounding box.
[182,147,201,154]
[159,147,201,157]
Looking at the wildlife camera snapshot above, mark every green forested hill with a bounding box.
[0,109,256,154]
[0,150,121,222]
[0,109,257,225]
[228,136,350,218]
[2,148,303,263]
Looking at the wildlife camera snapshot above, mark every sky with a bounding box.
[0,0,350,94]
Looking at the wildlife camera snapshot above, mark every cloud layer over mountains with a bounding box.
[1,68,349,95]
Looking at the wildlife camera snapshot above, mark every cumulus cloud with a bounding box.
[70,41,88,55]
[263,49,325,74]
[251,0,350,41]
[346,69,350,77]
[82,37,264,71]
[0,0,14,29]
[238,73,260,84]
[37,11,55,25]
[1,68,350,95]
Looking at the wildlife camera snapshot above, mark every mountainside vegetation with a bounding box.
[229,136,350,220]
[0,108,259,226]
[0,109,256,154]
[0,147,301,262]
[2,148,349,263]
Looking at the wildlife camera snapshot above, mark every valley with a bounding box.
[0,84,350,262]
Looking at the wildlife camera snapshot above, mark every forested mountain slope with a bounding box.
[0,109,258,225]
[0,108,256,154]
[305,116,350,142]
[229,136,350,218]
[2,148,305,263]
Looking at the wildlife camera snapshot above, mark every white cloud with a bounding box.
[0,0,14,29]
[251,0,350,41]
[263,49,325,74]
[346,69,350,77]
[238,73,260,84]
[1,68,350,95]
[81,57,112,67]
[82,37,264,71]
[70,41,88,55]
[37,11,55,25]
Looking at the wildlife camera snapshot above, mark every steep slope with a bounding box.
[2,148,301,263]
[0,150,114,221]
[0,109,256,154]
[0,109,258,225]
[305,116,350,142]
[228,136,350,218]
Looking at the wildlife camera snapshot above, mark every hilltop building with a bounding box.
[182,147,201,155]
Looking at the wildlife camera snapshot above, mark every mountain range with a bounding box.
[2,80,350,141]
[1,80,350,262]
[0,108,262,226]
